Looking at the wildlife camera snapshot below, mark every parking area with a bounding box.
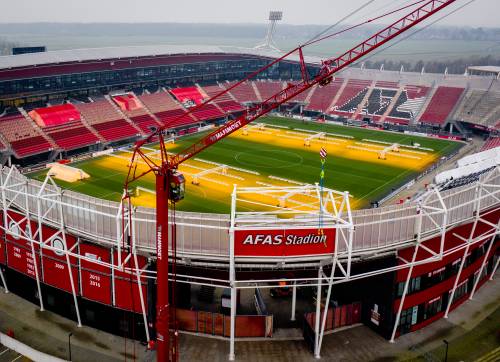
[0,345,30,362]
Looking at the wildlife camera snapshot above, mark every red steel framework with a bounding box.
[123,1,458,360]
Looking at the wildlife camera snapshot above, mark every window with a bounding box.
[424,296,443,320]
[399,305,418,335]
[396,276,421,297]
[427,267,446,285]
[449,280,468,304]
[449,258,461,276]
[474,267,488,285]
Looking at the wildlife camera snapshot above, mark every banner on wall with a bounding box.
[234,228,336,257]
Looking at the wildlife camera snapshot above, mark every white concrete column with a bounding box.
[314,267,323,359]
[291,281,297,321]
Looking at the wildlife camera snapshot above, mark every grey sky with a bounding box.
[0,0,498,27]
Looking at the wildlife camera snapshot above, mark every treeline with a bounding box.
[364,55,500,74]
[0,23,498,41]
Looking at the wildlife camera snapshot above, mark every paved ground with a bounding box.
[0,273,498,361]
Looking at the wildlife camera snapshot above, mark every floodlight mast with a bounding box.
[255,10,283,51]
[123,1,457,360]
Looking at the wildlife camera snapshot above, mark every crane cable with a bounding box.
[351,0,479,67]
[303,0,428,48]
[303,0,378,45]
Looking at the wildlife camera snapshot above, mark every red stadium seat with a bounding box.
[419,86,464,126]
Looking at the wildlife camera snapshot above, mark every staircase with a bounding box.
[252,81,263,102]
[328,78,349,110]
[104,95,145,136]
[18,107,57,149]
[162,87,199,124]
[196,84,226,115]
[78,114,106,143]
[380,85,405,123]
[129,92,163,127]
[220,81,241,102]
[303,85,317,104]
[353,80,376,119]
[414,82,438,125]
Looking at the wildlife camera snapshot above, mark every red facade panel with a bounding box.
[6,241,41,279]
[42,255,79,293]
[40,226,79,293]
[394,252,495,312]
[4,211,40,279]
[0,230,5,265]
[113,251,148,313]
[396,209,500,282]
[80,243,112,305]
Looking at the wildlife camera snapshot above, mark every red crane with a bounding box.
[123,1,457,360]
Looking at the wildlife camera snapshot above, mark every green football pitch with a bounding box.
[29,117,463,213]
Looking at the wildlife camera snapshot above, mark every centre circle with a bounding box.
[234,150,303,169]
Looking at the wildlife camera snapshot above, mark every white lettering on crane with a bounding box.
[157,228,162,260]
[210,120,242,143]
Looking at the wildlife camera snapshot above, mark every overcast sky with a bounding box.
[0,0,498,27]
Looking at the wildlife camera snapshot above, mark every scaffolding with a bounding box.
[0,165,497,360]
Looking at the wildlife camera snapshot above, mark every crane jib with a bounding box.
[124,1,461,360]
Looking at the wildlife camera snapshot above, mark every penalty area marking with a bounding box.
[347,146,421,160]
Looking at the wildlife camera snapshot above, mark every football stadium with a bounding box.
[0,1,499,361]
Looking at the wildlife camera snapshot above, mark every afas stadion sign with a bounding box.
[234,228,335,257]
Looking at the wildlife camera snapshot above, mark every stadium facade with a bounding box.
[0,46,498,358]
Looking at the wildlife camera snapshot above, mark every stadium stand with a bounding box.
[418,86,464,126]
[481,137,500,151]
[138,91,196,128]
[44,120,99,151]
[224,81,260,103]
[439,166,495,191]
[29,104,81,128]
[436,147,499,189]
[75,100,140,142]
[191,103,225,121]
[113,94,142,112]
[0,138,6,152]
[0,111,53,157]
[362,88,397,117]
[288,82,312,103]
[386,85,430,124]
[170,87,205,107]
[453,89,500,128]
[138,91,182,114]
[112,93,161,133]
[331,79,372,117]
[199,84,244,113]
[254,80,284,100]
[305,79,344,112]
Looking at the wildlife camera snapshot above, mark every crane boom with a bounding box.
[167,0,457,168]
[122,1,458,361]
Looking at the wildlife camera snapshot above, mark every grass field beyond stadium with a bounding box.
[29,117,463,213]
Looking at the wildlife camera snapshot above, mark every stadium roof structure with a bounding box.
[0,44,322,70]
[467,65,500,78]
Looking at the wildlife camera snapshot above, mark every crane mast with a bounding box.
[122,1,458,360]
